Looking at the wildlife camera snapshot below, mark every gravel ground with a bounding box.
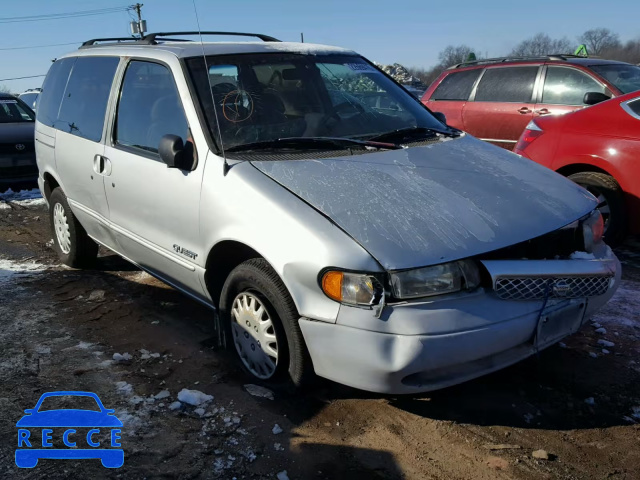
[1,191,639,479]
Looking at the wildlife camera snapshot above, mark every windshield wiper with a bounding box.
[367,126,460,143]
[225,136,402,153]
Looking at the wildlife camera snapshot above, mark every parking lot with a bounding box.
[0,191,638,479]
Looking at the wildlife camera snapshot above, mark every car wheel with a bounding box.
[219,258,313,387]
[568,172,626,245]
[49,187,99,267]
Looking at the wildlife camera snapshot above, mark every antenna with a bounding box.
[300,32,304,43]
[190,1,229,178]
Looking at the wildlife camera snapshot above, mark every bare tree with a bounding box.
[0,84,11,94]
[438,45,476,68]
[510,33,573,56]
[600,38,640,63]
[579,28,621,55]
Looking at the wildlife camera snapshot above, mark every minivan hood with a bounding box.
[0,122,34,144]
[251,135,596,270]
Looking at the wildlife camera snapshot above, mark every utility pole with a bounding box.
[130,3,147,38]
[300,32,304,43]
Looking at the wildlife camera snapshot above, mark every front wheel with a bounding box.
[568,172,626,245]
[49,187,98,267]
[219,259,313,387]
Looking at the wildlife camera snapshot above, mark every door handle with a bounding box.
[93,155,112,176]
[535,108,551,115]
[517,107,532,114]
[93,154,104,175]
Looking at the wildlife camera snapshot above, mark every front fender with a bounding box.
[199,155,381,323]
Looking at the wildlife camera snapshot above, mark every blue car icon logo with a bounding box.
[15,391,124,468]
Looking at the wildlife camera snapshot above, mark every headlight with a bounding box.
[390,259,481,299]
[321,270,384,306]
[583,209,604,252]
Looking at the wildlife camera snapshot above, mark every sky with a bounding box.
[0,0,638,93]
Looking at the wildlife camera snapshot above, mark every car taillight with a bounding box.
[514,120,543,153]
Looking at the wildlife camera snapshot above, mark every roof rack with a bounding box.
[449,53,589,69]
[80,31,281,48]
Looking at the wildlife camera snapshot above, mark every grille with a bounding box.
[0,142,35,155]
[0,164,38,177]
[495,276,612,300]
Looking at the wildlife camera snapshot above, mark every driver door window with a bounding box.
[541,66,605,106]
[115,61,190,155]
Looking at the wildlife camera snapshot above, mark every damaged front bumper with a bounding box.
[299,245,620,394]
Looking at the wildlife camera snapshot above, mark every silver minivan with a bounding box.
[36,32,620,394]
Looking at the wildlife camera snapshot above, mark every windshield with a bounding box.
[590,64,640,94]
[0,98,35,123]
[186,53,449,153]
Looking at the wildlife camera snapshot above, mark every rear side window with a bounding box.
[541,67,604,106]
[474,67,538,103]
[623,98,640,118]
[431,70,481,101]
[37,58,75,128]
[115,61,189,154]
[56,56,119,142]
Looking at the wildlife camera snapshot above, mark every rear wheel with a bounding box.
[568,171,626,245]
[219,258,313,387]
[49,187,98,267]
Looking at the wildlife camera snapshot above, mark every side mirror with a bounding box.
[583,92,611,106]
[432,111,447,124]
[158,134,195,170]
[23,409,34,414]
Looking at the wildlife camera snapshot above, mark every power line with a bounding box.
[0,75,47,82]
[0,41,81,51]
[0,6,131,24]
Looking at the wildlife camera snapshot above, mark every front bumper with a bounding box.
[300,248,621,394]
[0,155,38,191]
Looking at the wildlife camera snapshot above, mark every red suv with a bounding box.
[421,55,640,150]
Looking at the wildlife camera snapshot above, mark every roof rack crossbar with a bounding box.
[141,31,281,44]
[449,53,588,69]
[81,37,139,47]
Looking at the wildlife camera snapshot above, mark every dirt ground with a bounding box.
[1,190,639,480]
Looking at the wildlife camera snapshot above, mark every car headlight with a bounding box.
[321,270,384,306]
[389,259,481,299]
[583,209,604,252]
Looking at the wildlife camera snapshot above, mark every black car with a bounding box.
[0,94,37,192]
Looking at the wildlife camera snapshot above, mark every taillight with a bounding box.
[514,120,543,153]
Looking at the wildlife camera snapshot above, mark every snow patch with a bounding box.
[0,188,45,208]
[597,339,615,348]
[177,388,213,406]
[272,424,283,435]
[115,381,133,395]
[113,352,132,362]
[154,389,170,400]
[0,258,47,285]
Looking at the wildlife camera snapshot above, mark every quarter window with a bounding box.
[56,57,119,141]
[37,58,75,128]
[623,98,640,118]
[474,67,538,103]
[115,61,189,155]
[542,67,604,106]
[431,70,481,101]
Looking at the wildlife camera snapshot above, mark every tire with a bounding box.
[49,187,98,267]
[568,171,626,246]
[219,258,313,388]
